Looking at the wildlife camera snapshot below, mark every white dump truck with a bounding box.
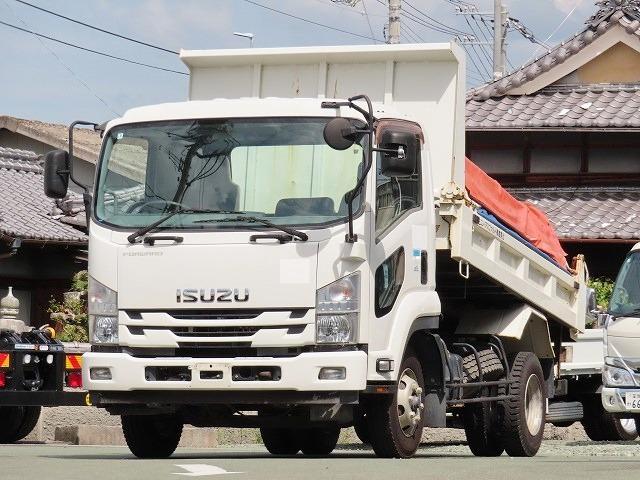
[43,44,591,459]
[601,244,640,425]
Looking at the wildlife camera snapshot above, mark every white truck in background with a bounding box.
[552,329,637,440]
[601,244,640,426]
[44,44,592,459]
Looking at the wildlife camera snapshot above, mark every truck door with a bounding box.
[368,122,432,353]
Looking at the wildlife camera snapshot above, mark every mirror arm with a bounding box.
[344,95,375,244]
[322,95,376,244]
[68,120,98,230]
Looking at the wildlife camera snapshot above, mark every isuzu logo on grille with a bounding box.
[176,289,250,303]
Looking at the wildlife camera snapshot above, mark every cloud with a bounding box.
[552,0,585,13]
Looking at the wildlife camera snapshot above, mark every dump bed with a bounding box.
[180,44,466,193]
[437,199,587,333]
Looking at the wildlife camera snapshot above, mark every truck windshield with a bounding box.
[94,117,366,230]
[609,251,640,316]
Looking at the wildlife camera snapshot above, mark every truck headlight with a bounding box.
[603,358,636,387]
[316,273,359,344]
[89,277,118,344]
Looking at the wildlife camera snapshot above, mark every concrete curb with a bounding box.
[54,425,218,447]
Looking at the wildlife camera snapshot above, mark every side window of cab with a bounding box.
[375,121,423,237]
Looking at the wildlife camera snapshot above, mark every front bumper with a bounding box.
[82,351,367,392]
[602,386,640,413]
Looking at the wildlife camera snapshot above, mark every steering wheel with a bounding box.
[125,199,189,214]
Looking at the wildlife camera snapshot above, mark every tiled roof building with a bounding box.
[466,0,640,277]
[0,147,87,244]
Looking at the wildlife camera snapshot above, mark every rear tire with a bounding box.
[463,402,504,457]
[502,352,545,457]
[13,406,41,442]
[121,414,182,458]
[300,427,340,455]
[367,350,425,458]
[260,428,300,455]
[0,406,26,443]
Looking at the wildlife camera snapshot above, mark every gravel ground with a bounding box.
[24,406,590,444]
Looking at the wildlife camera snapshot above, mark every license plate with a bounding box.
[625,392,640,410]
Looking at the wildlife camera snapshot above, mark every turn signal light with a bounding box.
[66,371,82,389]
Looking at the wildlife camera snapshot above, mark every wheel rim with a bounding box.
[524,374,544,436]
[396,367,424,437]
[619,418,637,436]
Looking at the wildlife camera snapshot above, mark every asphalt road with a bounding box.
[3,441,640,480]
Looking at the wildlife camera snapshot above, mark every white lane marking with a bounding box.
[173,464,242,476]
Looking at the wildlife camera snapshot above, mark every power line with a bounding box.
[402,11,460,36]
[0,20,188,75]
[403,0,469,36]
[361,0,378,42]
[13,0,179,54]
[402,19,426,42]
[243,0,382,42]
[1,0,120,116]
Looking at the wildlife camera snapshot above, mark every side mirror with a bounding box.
[324,118,359,151]
[586,287,598,326]
[379,130,419,177]
[43,150,70,199]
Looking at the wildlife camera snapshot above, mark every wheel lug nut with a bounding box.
[415,387,423,395]
[419,403,424,410]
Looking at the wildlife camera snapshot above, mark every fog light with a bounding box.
[66,371,82,389]
[319,367,346,380]
[46,354,54,364]
[376,359,395,373]
[90,367,112,380]
[23,354,31,364]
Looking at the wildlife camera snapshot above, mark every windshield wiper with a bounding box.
[195,215,309,242]
[127,209,239,244]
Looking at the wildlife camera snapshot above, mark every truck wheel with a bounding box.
[121,414,183,458]
[12,406,41,442]
[260,428,300,455]
[463,402,504,456]
[0,406,26,443]
[580,397,606,441]
[606,417,639,441]
[300,427,340,455]
[502,352,545,457]
[353,415,370,444]
[463,349,505,382]
[367,350,425,458]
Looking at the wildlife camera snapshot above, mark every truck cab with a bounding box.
[602,243,640,418]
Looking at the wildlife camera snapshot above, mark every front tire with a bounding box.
[260,428,300,455]
[581,397,638,441]
[502,352,545,457]
[367,350,425,458]
[300,427,340,455]
[353,414,370,445]
[121,414,183,458]
[463,402,504,456]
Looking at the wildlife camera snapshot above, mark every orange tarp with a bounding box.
[465,158,568,269]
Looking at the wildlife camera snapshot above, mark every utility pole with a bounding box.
[493,0,507,79]
[388,0,401,44]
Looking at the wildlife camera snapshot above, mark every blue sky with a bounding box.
[0,0,598,124]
